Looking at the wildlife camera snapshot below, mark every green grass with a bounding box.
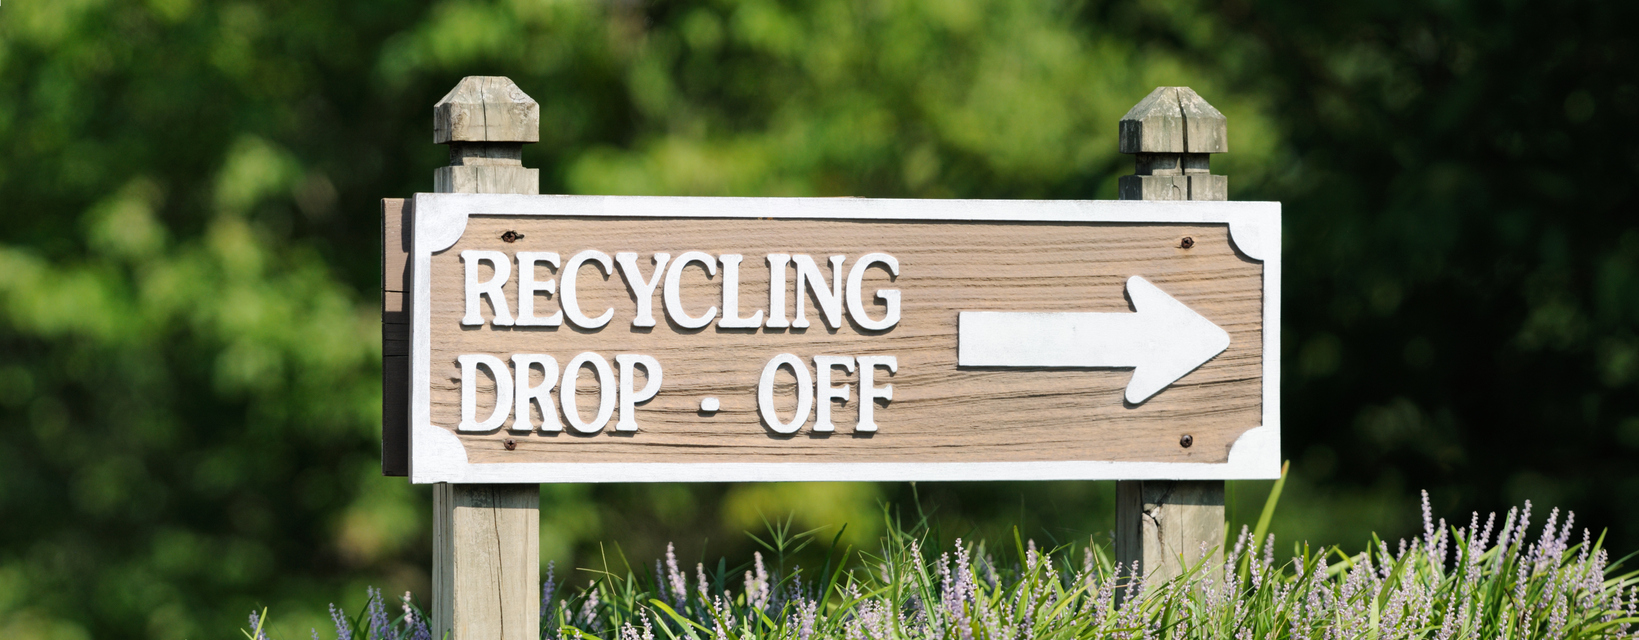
[251,477,1639,639]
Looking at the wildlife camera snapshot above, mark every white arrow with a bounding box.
[958,276,1230,404]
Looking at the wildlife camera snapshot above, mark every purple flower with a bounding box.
[330,602,353,640]
[401,592,431,640]
[365,587,389,640]
[664,543,687,606]
[541,561,557,618]
[247,609,270,640]
[744,551,770,611]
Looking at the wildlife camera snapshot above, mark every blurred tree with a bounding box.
[1180,0,1639,548]
[0,0,1634,638]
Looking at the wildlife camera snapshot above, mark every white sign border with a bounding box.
[408,193,1282,484]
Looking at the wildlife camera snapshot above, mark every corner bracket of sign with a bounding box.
[416,192,474,253]
[1225,209,1280,262]
[412,417,470,483]
[1225,424,1279,471]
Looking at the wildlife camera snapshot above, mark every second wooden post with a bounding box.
[429,76,542,640]
[1113,86,1229,583]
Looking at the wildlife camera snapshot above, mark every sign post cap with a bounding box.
[1118,86,1227,155]
[434,76,541,145]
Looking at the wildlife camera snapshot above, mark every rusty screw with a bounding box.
[504,438,517,451]
[1180,237,1195,249]
[1179,434,1194,448]
[501,230,525,243]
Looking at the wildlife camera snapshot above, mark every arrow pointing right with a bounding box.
[958,276,1230,404]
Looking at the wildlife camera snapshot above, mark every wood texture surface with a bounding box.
[1115,480,1225,581]
[433,484,539,640]
[434,166,540,196]
[1118,174,1228,201]
[1118,87,1228,154]
[1177,88,1229,154]
[426,216,1263,466]
[433,76,540,144]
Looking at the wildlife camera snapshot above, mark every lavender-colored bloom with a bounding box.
[364,587,390,640]
[794,598,818,640]
[408,616,432,640]
[541,561,557,618]
[400,592,431,640]
[639,612,656,640]
[1421,490,1436,548]
[710,593,731,640]
[744,551,770,611]
[576,581,601,629]
[247,610,270,640]
[664,543,687,606]
[330,602,354,640]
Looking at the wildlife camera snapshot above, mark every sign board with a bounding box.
[406,193,1280,484]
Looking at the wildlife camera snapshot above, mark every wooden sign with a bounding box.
[404,193,1280,484]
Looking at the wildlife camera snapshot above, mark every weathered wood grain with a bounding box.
[1115,480,1224,585]
[1119,87,1228,154]
[383,198,410,476]
[433,484,539,640]
[426,217,1263,466]
[1118,174,1228,201]
[434,165,540,196]
[1120,88,1187,154]
[433,76,540,144]
[1178,89,1228,154]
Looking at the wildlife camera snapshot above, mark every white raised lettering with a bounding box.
[511,354,559,432]
[614,354,663,432]
[515,252,562,327]
[846,253,901,331]
[663,251,718,329]
[757,353,812,434]
[458,354,513,432]
[855,355,897,433]
[792,254,845,329]
[717,254,764,329]
[461,250,513,326]
[765,254,791,328]
[561,250,614,329]
[812,355,855,432]
[560,352,616,433]
[616,252,671,328]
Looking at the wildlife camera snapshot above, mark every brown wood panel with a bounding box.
[428,216,1262,466]
[382,198,410,476]
[384,199,411,303]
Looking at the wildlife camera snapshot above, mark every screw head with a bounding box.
[1180,237,1195,249]
[504,438,517,451]
[1179,434,1194,448]
[501,230,525,243]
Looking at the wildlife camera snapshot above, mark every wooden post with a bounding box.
[429,76,541,640]
[1114,87,1228,583]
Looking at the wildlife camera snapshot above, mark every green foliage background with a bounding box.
[0,0,1633,638]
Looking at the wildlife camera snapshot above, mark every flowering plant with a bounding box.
[252,490,1639,640]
